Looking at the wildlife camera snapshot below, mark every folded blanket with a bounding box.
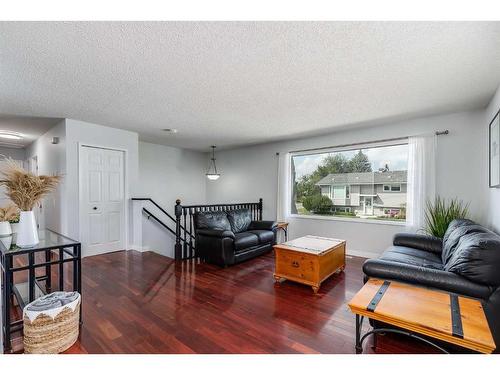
[26,291,79,312]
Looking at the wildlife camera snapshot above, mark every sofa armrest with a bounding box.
[197,229,235,239]
[363,259,493,300]
[393,233,443,254]
[248,220,278,231]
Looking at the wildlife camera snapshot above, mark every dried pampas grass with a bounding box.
[0,204,19,222]
[0,157,61,212]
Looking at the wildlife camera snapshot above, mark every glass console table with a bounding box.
[0,229,81,352]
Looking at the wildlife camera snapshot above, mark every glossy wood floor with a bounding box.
[8,250,441,354]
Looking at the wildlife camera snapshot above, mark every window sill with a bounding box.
[289,214,407,226]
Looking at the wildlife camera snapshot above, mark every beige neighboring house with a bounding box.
[316,170,407,217]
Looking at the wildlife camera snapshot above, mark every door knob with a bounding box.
[93,207,98,210]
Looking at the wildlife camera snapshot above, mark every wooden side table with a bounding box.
[348,278,496,354]
[276,222,289,242]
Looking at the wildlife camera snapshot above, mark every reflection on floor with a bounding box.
[8,250,440,354]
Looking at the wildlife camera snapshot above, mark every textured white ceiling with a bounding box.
[1,22,500,151]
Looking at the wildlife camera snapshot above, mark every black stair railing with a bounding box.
[174,198,263,260]
[142,208,176,236]
[133,197,263,262]
[132,198,194,260]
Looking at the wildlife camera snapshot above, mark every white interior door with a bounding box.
[80,146,125,257]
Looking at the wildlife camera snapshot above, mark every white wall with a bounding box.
[0,146,25,161]
[135,142,207,257]
[65,119,139,245]
[206,110,487,258]
[485,84,500,233]
[25,120,67,233]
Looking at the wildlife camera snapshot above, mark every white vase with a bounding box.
[17,211,39,248]
[0,221,12,237]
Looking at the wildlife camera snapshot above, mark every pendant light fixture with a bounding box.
[206,145,221,180]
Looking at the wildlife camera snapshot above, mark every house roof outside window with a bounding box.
[316,170,407,186]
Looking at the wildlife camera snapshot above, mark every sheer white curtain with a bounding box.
[276,152,291,222]
[406,135,437,232]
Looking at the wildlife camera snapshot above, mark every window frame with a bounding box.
[383,183,402,192]
[290,139,408,225]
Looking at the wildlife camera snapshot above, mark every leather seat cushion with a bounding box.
[227,208,252,233]
[195,211,231,231]
[226,209,252,233]
[247,230,274,244]
[442,219,488,264]
[234,232,259,251]
[380,246,443,270]
[444,232,500,286]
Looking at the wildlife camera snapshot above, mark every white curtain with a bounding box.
[406,135,437,232]
[276,152,291,222]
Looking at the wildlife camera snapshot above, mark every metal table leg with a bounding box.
[356,325,450,354]
[59,248,64,291]
[3,255,12,352]
[76,244,82,325]
[355,314,364,353]
[28,252,35,302]
[45,250,52,292]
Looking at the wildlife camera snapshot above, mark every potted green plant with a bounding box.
[423,196,470,238]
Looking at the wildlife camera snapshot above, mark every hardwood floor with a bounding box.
[8,250,441,354]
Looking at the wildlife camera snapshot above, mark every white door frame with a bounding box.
[78,143,129,255]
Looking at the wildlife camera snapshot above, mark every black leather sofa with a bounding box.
[194,208,277,267]
[363,219,500,351]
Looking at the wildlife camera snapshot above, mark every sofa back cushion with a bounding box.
[442,220,489,264]
[195,211,231,231]
[226,209,252,233]
[444,230,500,286]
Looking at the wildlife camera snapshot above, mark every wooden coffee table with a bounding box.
[273,235,346,293]
[348,278,496,354]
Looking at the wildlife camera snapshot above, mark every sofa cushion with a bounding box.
[443,219,476,244]
[234,232,259,251]
[442,219,486,264]
[379,246,443,270]
[195,211,231,231]
[444,231,500,286]
[226,209,252,233]
[247,230,274,244]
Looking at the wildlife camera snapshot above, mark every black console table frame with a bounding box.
[1,229,81,353]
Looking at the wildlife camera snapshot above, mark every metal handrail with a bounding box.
[132,197,193,238]
[142,208,177,237]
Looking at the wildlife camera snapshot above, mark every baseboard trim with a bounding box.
[129,245,150,252]
[346,248,381,259]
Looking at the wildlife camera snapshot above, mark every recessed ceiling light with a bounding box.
[162,128,178,134]
[0,131,23,140]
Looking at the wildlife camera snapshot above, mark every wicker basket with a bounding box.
[23,292,81,354]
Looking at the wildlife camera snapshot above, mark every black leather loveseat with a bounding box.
[363,219,500,351]
[194,208,277,267]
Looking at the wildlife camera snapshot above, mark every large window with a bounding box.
[291,143,409,222]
